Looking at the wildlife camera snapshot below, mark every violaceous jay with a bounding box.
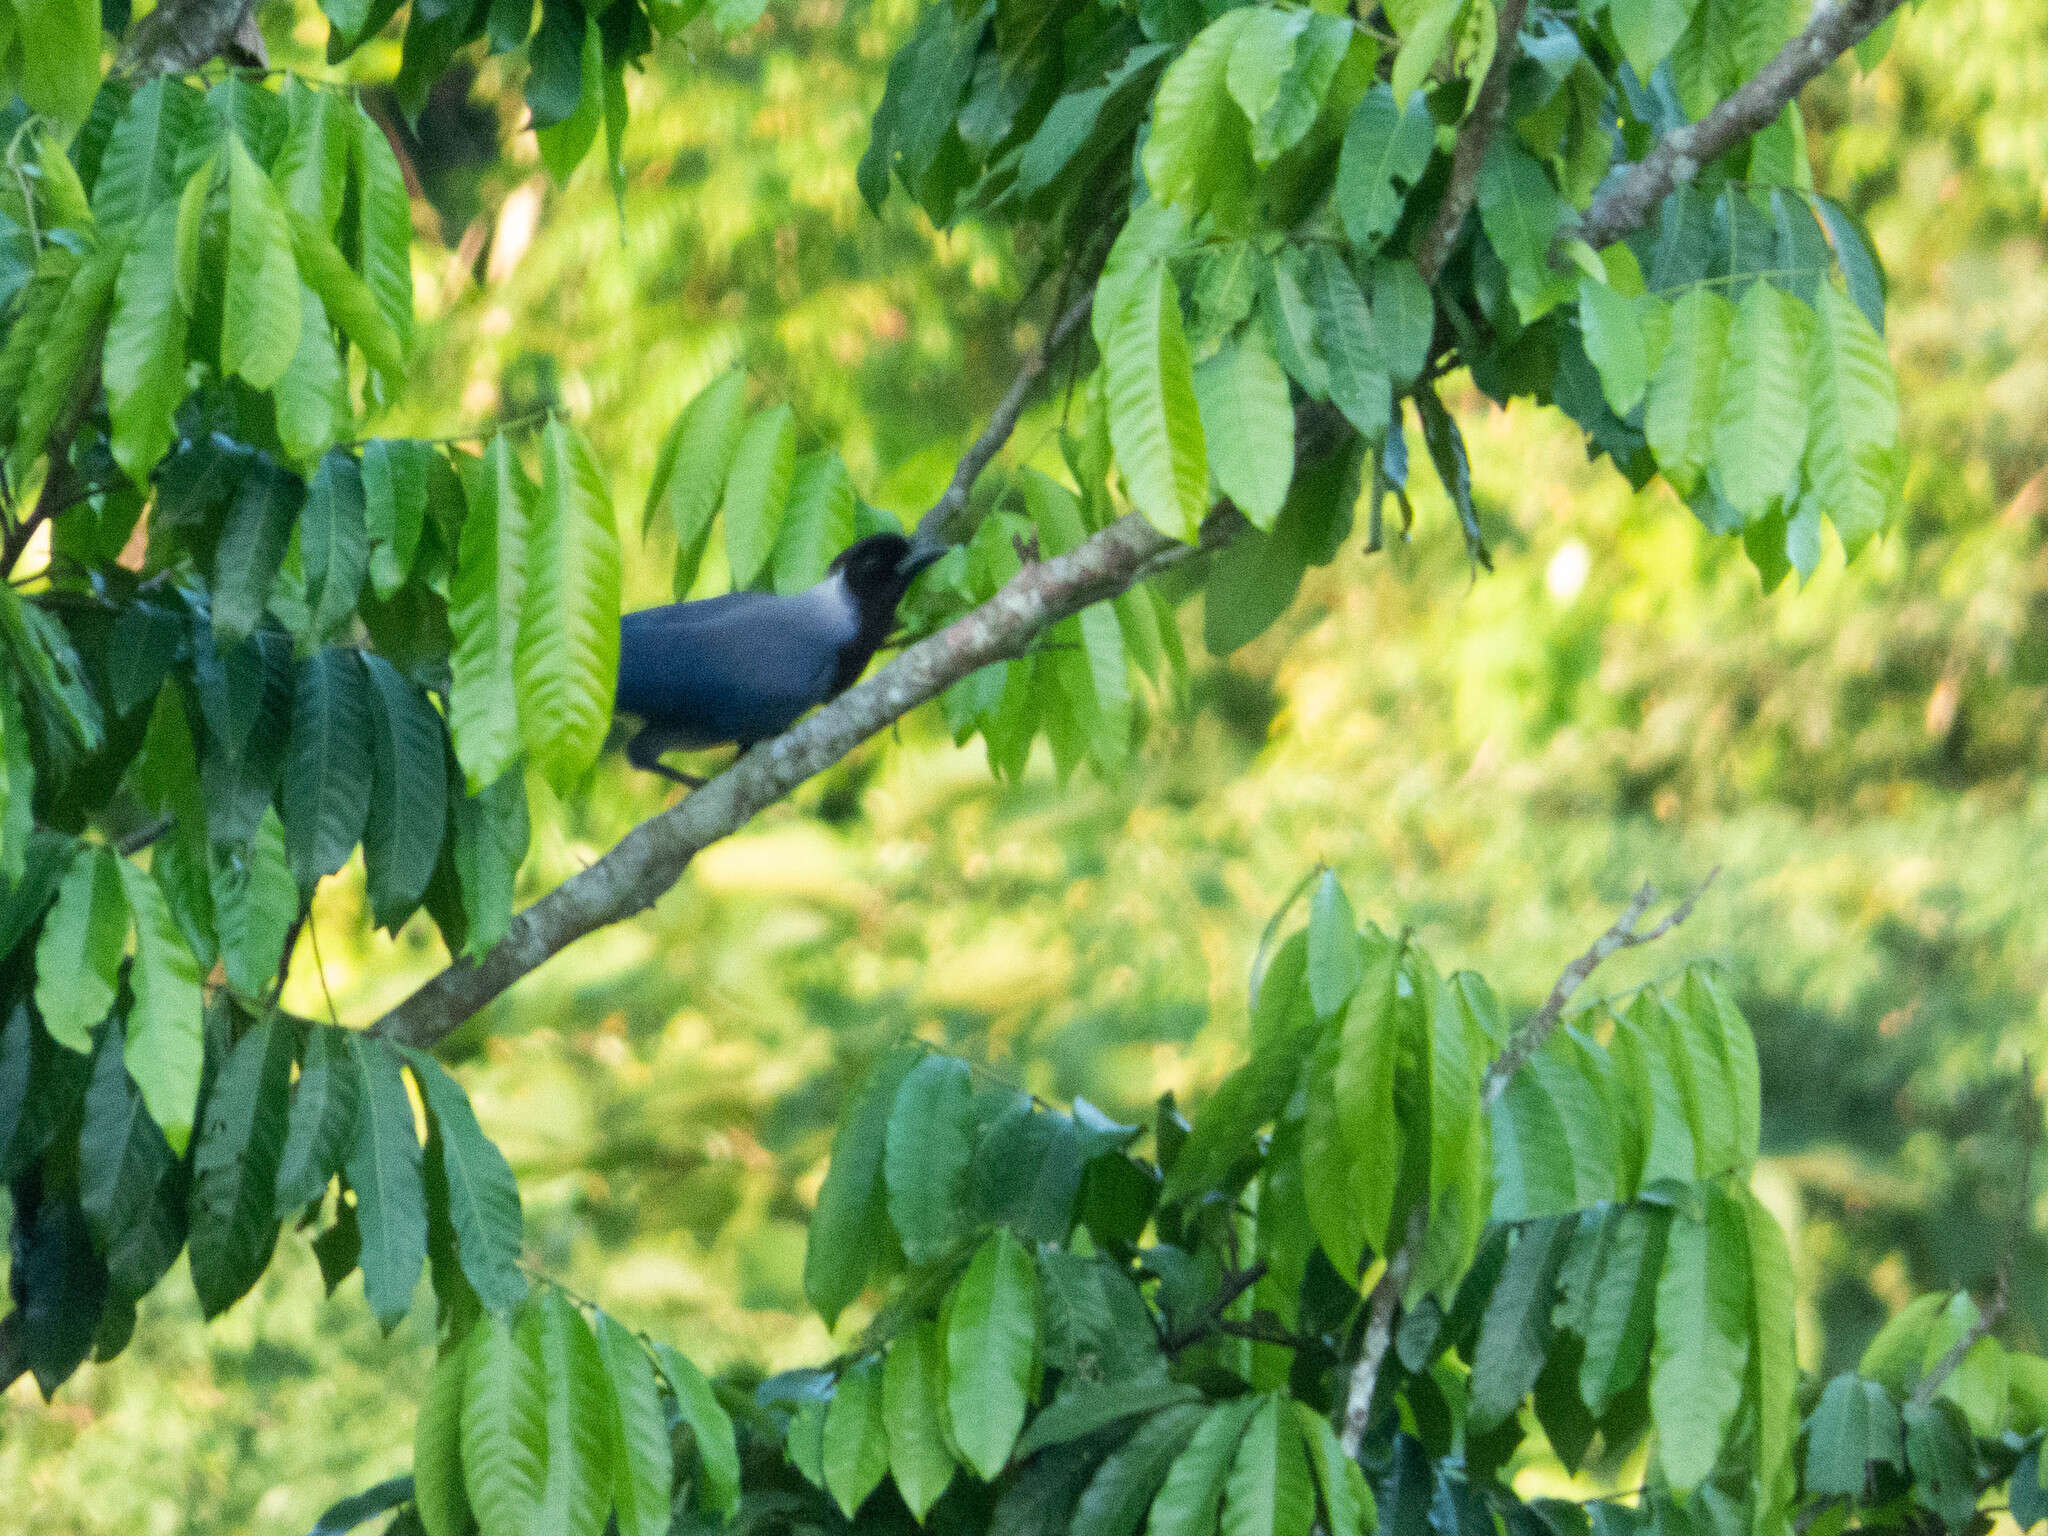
[615,531,946,785]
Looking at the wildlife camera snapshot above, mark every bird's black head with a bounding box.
[830,532,943,616]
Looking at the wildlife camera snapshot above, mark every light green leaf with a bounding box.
[1336,85,1435,250]
[275,282,349,465]
[1222,1396,1315,1536]
[1578,275,1647,417]
[1303,246,1390,441]
[363,438,434,598]
[1742,1187,1799,1509]
[1468,1216,1572,1431]
[13,242,117,480]
[824,1356,891,1518]
[1093,200,1188,355]
[1142,9,1258,220]
[885,1052,977,1265]
[1714,281,1814,515]
[211,808,297,1001]
[1330,945,1401,1256]
[646,368,749,577]
[1192,328,1293,529]
[773,452,859,594]
[350,103,415,350]
[1651,1186,1752,1494]
[103,203,190,485]
[462,1310,549,1536]
[94,78,206,233]
[1149,1399,1261,1536]
[222,133,303,391]
[884,1324,957,1522]
[1569,1204,1664,1412]
[274,77,351,231]
[946,1229,1040,1480]
[415,1331,475,1536]
[719,405,797,591]
[1803,278,1898,551]
[34,844,127,1053]
[652,1342,741,1520]
[536,14,605,184]
[116,858,204,1155]
[345,1032,429,1330]
[1389,0,1460,105]
[404,1048,528,1314]
[1105,264,1209,541]
[450,435,535,792]
[1477,142,1576,322]
[1684,970,1761,1167]
[1305,872,1361,1020]
[1486,1069,1578,1221]
[1369,258,1433,389]
[1645,285,1735,498]
[287,206,407,381]
[1613,0,1699,78]
[594,1311,674,1536]
[188,1015,294,1317]
[15,0,100,127]
[1293,1403,1373,1536]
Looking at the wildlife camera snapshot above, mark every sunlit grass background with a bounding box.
[3,0,2046,1528]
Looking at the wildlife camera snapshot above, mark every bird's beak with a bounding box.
[898,537,947,581]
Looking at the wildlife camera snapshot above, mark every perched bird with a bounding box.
[615,531,946,784]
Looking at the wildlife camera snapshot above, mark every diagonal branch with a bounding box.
[1481,869,1718,1108]
[1413,0,1530,287]
[371,7,1888,1054]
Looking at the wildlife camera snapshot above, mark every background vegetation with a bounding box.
[1,0,2043,1530]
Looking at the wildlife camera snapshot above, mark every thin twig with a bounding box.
[114,817,173,856]
[1414,0,1529,286]
[1162,1261,1270,1354]
[1339,1202,1426,1459]
[1481,869,1720,1109]
[332,406,554,453]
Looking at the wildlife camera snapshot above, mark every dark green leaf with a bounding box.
[361,653,449,932]
[652,1341,741,1519]
[1072,1404,1209,1536]
[344,1033,428,1329]
[403,1048,528,1313]
[1468,1216,1573,1432]
[282,646,374,890]
[210,458,306,644]
[78,1021,186,1300]
[302,451,370,637]
[188,1016,294,1316]
[275,1022,363,1216]
[1017,1378,1199,1461]
[805,1043,922,1327]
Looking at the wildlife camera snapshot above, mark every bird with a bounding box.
[614,531,946,785]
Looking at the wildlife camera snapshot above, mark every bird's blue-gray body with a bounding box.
[615,574,864,753]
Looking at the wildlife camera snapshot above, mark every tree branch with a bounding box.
[1339,1202,1426,1459]
[120,0,267,78]
[1480,870,1718,1109]
[1576,0,1907,251]
[1414,0,1530,287]
[368,0,1885,1052]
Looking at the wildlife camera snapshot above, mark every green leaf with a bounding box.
[415,1331,475,1536]
[116,858,205,1155]
[1713,281,1813,516]
[1742,1187,1798,1506]
[282,646,373,889]
[345,1033,428,1330]
[211,457,306,644]
[1803,279,1898,551]
[15,0,100,127]
[1222,1396,1315,1536]
[1468,1216,1572,1431]
[1305,872,1362,1020]
[1608,1005,1698,1190]
[1094,200,1189,356]
[1612,0,1699,78]
[885,1052,977,1265]
[103,202,191,485]
[1105,263,1209,542]
[1644,286,1735,499]
[1486,1069,1578,1221]
[350,103,415,351]
[772,452,859,594]
[450,435,535,792]
[274,281,349,464]
[95,78,205,233]
[274,77,351,231]
[188,1015,295,1317]
[1477,142,1576,323]
[404,1048,528,1313]
[275,1022,362,1216]
[288,206,407,381]
[451,768,529,962]
[1336,85,1436,250]
[594,1311,674,1536]
[536,13,605,184]
[1561,1204,1661,1410]
[13,242,118,480]
[462,1310,549,1536]
[222,133,303,391]
[78,1022,184,1300]
[1072,1404,1209,1536]
[1303,247,1390,441]
[1293,1403,1373,1536]
[526,1288,618,1536]
[946,1229,1040,1480]
[805,1043,922,1326]
[35,844,127,1053]
[884,1323,957,1521]
[1389,0,1459,105]
[364,438,435,598]
[1148,1399,1261,1536]
[302,451,370,636]
[1903,1399,1977,1529]
[1142,9,1257,220]
[651,1342,741,1519]
[1684,970,1761,1167]
[645,368,748,568]
[210,807,298,1000]
[1804,1373,1902,1497]
[517,419,622,793]
[718,404,797,591]
[1328,945,1401,1257]
[1192,328,1293,530]
[1164,1009,1317,1204]
[1651,1186,1751,1494]
[0,690,36,886]
[1577,277,1647,417]
[362,652,450,932]
[1369,259,1434,389]
[824,1356,891,1518]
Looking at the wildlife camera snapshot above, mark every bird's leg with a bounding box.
[651,763,707,789]
[627,727,706,789]
[1011,530,1041,565]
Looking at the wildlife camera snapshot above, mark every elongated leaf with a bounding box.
[1645,286,1734,498]
[362,438,435,598]
[1477,142,1576,322]
[1303,247,1390,441]
[222,134,303,390]
[805,1044,922,1326]
[517,419,622,793]
[1293,1404,1373,1536]
[1803,278,1898,550]
[303,450,371,634]
[652,1342,741,1519]
[211,807,298,1000]
[1222,1396,1315,1536]
[116,859,205,1155]
[1578,277,1647,417]
[13,241,117,482]
[885,1052,976,1265]
[275,281,350,465]
[1149,1398,1261,1536]
[524,1288,616,1536]
[362,652,449,932]
[415,1331,475,1536]
[946,1229,1040,1480]
[275,78,351,230]
[275,1022,363,1216]
[104,202,191,484]
[719,405,796,591]
[594,1311,674,1536]
[1713,281,1813,515]
[35,844,127,1053]
[645,368,748,553]
[1651,1187,1751,1493]
[1743,1187,1798,1507]
[1468,1216,1572,1431]
[1073,1404,1210,1536]
[1193,329,1293,529]
[288,207,407,381]
[884,1323,958,1521]
[450,436,534,791]
[78,1023,185,1300]
[463,1310,549,1536]
[1105,264,1208,541]
[345,1033,428,1329]
[1166,1010,1318,1204]
[772,452,859,594]
[1019,1378,1201,1461]
[350,104,415,350]
[212,457,307,644]
[1336,84,1435,250]
[283,646,374,890]
[1684,970,1761,1167]
[189,1016,295,1317]
[1328,945,1401,1256]
[824,1356,890,1518]
[93,77,205,233]
[404,1048,528,1313]
[1144,9,1257,221]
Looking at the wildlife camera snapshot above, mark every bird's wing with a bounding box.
[616,587,858,742]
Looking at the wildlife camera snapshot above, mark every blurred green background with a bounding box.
[5,0,2048,1529]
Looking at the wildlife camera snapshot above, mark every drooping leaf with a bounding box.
[116,859,205,1155]
[884,1323,958,1522]
[275,1022,363,1216]
[188,1015,295,1317]
[345,1032,429,1330]
[1192,328,1293,529]
[78,1021,185,1301]
[1105,264,1209,541]
[415,1330,475,1536]
[516,418,622,794]
[524,1288,617,1536]
[1293,1403,1373,1536]
[1303,247,1389,441]
[1336,84,1437,250]
[805,1043,923,1327]
[462,1309,550,1536]
[34,844,127,1054]
[361,652,449,932]
[719,404,797,592]
[1645,286,1735,499]
[1650,1187,1751,1494]
[1477,142,1576,322]
[1148,1398,1261,1536]
[885,1052,977,1265]
[1073,1404,1211,1536]
[103,202,191,485]
[282,646,374,890]
[221,133,303,391]
[1577,277,1648,418]
[210,457,307,644]
[287,206,407,381]
[1141,9,1258,221]
[652,1341,741,1520]
[403,1048,528,1314]
[1468,1216,1573,1432]
[1221,1396,1316,1536]
[946,1229,1040,1480]
[824,1356,891,1518]
[645,369,748,559]
[594,1310,674,1536]
[1803,278,1898,552]
[450,435,534,792]
[772,452,859,595]
[1713,281,1814,516]
[349,103,415,350]
[210,807,298,1001]
[274,281,350,464]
